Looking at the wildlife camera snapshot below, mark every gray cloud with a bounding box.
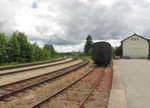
[30,35,82,45]
[0,0,150,48]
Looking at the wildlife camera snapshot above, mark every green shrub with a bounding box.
[148,54,150,60]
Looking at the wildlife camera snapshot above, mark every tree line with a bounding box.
[0,31,57,65]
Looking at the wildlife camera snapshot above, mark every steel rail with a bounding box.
[0,58,78,88]
[32,64,95,108]
[0,58,88,101]
[0,57,76,76]
[0,57,67,71]
[78,68,105,108]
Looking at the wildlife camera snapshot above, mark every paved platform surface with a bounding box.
[109,59,150,108]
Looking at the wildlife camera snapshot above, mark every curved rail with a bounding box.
[0,58,89,101]
[32,67,105,108]
[32,63,95,108]
[0,57,67,71]
[0,57,75,76]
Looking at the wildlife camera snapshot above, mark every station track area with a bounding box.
[33,64,112,108]
[0,58,89,107]
[0,58,113,108]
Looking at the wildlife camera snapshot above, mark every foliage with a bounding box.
[43,44,57,58]
[148,54,150,60]
[115,45,122,57]
[8,32,20,62]
[76,56,91,60]
[0,33,8,64]
[59,52,76,57]
[84,35,93,55]
[0,31,58,65]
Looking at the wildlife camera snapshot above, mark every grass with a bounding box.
[0,56,63,67]
[76,56,91,60]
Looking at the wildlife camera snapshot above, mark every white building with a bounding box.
[121,34,150,59]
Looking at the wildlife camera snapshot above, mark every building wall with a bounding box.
[123,35,149,58]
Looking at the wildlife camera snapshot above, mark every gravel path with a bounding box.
[0,59,82,86]
[114,59,150,108]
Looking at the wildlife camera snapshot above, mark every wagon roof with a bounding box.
[92,41,111,45]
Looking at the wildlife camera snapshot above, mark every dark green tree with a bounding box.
[0,33,8,64]
[43,44,51,59]
[8,32,20,62]
[0,31,59,65]
[27,42,38,62]
[115,45,122,57]
[16,31,30,62]
[84,35,93,55]
[49,45,57,57]
[43,44,57,58]
[148,54,150,60]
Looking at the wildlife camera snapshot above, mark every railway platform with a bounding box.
[108,59,150,108]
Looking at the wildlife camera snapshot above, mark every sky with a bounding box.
[0,0,150,52]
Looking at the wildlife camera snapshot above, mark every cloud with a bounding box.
[0,0,150,52]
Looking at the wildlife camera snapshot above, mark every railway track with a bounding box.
[0,57,67,71]
[0,58,88,102]
[78,68,105,108]
[32,66,106,108]
[0,57,75,76]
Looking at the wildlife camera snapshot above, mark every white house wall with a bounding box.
[123,35,149,58]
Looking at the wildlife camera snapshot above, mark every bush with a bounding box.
[148,54,150,60]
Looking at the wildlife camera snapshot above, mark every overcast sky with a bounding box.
[0,0,150,52]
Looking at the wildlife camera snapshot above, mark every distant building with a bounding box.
[121,34,150,59]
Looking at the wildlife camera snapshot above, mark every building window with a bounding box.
[137,38,139,40]
[134,38,136,40]
[131,38,133,41]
